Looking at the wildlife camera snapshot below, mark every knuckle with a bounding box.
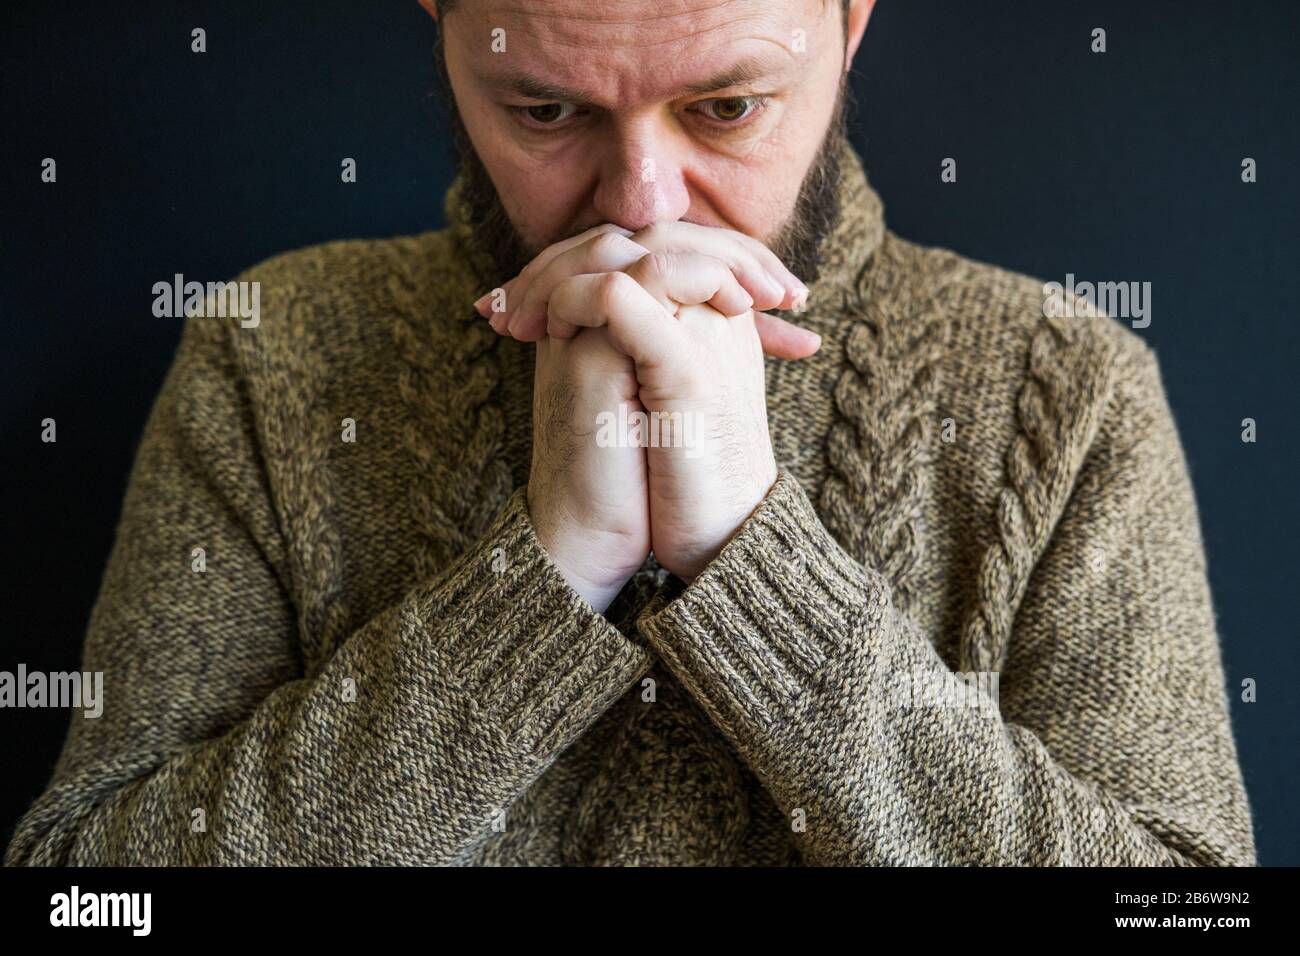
[738,256,770,287]
[548,274,577,307]
[634,251,673,283]
[588,231,633,264]
[596,271,634,314]
[693,252,728,278]
[632,223,667,248]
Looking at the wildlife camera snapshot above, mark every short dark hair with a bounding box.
[436,1,847,35]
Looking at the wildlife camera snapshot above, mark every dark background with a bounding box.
[1,1,1296,864]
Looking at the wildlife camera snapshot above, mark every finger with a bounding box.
[631,221,805,311]
[725,228,810,305]
[631,222,783,311]
[547,272,681,369]
[476,281,511,321]
[487,279,516,332]
[625,252,754,317]
[507,232,649,342]
[502,224,634,337]
[752,310,822,360]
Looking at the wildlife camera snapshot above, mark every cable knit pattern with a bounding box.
[5,143,1254,867]
[959,311,1121,674]
[387,236,512,580]
[233,277,352,670]
[820,237,964,614]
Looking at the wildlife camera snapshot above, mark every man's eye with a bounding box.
[513,102,580,127]
[693,96,766,124]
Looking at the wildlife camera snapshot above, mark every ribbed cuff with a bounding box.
[423,487,652,757]
[636,472,892,742]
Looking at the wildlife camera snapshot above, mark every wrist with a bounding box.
[657,466,777,582]
[544,540,636,613]
[528,503,641,613]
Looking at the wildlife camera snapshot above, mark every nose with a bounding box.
[591,129,691,232]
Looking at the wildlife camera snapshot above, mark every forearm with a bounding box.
[639,473,1253,866]
[8,490,649,866]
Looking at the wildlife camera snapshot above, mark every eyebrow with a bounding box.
[485,56,789,107]
[682,58,782,96]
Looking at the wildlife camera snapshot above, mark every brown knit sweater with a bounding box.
[7,141,1255,866]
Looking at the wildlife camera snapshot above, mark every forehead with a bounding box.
[450,0,830,106]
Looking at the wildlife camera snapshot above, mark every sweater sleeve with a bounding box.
[636,348,1256,867]
[6,316,650,867]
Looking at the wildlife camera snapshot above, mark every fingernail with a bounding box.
[489,312,508,333]
[765,273,786,300]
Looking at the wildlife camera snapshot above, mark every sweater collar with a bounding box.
[807,136,886,307]
[444,136,884,303]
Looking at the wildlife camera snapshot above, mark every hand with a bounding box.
[478,221,819,360]
[476,222,811,593]
[543,254,778,581]
[528,325,649,613]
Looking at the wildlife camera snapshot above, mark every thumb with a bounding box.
[754,311,821,360]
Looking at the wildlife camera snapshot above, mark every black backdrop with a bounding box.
[2,0,1296,864]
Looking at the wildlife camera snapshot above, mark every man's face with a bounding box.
[437,0,857,284]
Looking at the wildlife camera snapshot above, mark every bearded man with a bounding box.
[7,0,1255,866]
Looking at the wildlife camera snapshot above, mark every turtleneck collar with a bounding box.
[443,136,885,308]
[804,136,885,309]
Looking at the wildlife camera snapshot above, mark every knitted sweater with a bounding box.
[7,141,1255,866]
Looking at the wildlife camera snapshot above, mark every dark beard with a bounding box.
[434,37,849,289]
[765,86,848,288]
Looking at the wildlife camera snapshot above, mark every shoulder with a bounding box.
[229,229,473,340]
[191,229,486,395]
[167,229,493,467]
[864,232,1162,428]
[876,232,1151,367]
[845,233,1179,551]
